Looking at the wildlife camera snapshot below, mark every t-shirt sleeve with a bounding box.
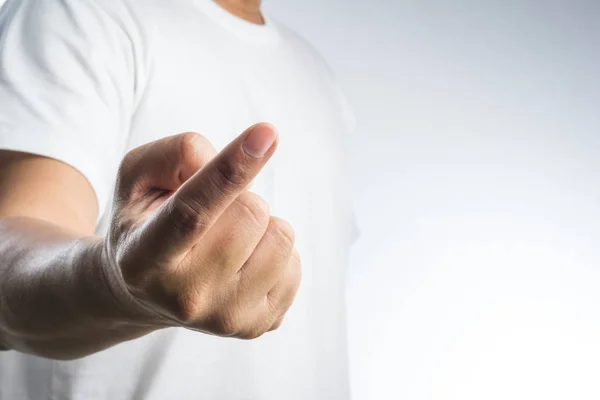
[0,0,135,219]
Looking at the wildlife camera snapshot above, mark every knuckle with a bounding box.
[290,269,303,298]
[214,157,248,193]
[211,309,241,337]
[269,317,284,332]
[167,196,208,235]
[284,281,301,307]
[179,131,202,148]
[268,262,302,314]
[173,296,200,324]
[239,327,267,340]
[178,132,201,164]
[234,192,270,228]
[172,282,212,324]
[268,217,296,248]
[291,248,302,267]
[285,257,303,300]
[178,132,212,167]
[290,256,303,289]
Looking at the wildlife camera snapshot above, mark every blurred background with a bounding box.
[267,1,600,399]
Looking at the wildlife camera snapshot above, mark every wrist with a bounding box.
[81,237,167,329]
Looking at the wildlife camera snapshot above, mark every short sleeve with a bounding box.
[0,0,135,219]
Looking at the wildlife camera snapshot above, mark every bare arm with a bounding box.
[0,152,155,360]
[0,124,301,361]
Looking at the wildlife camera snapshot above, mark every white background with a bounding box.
[267,1,600,399]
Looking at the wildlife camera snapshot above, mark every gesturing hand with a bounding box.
[103,123,301,339]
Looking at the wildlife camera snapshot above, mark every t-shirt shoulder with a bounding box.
[273,19,357,135]
[273,21,332,73]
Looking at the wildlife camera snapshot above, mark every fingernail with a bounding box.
[243,124,278,158]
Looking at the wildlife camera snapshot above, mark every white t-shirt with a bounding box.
[0,0,357,399]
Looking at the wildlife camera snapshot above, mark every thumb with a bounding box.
[115,132,217,208]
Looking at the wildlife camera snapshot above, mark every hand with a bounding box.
[102,123,302,339]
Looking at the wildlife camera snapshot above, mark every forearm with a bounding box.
[0,217,159,360]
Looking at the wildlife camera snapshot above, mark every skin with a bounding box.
[215,0,264,25]
[0,122,302,360]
